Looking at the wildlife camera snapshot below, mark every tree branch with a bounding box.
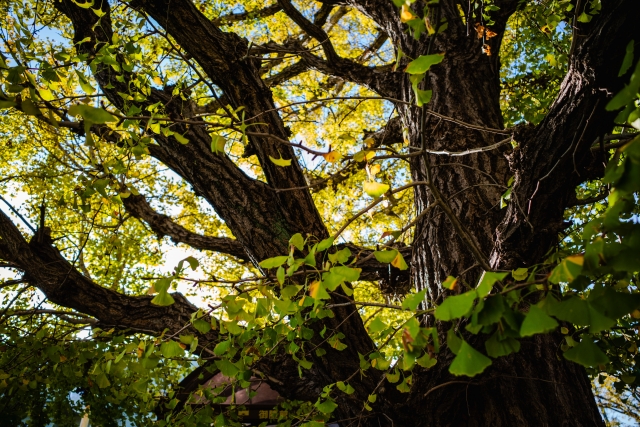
[491,0,640,269]
[0,208,213,339]
[211,3,282,26]
[122,194,248,261]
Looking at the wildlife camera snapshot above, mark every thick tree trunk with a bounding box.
[371,1,639,426]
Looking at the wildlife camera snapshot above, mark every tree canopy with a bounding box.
[0,0,639,426]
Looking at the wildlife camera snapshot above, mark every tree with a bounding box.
[0,0,639,426]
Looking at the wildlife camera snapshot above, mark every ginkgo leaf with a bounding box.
[442,276,458,291]
[374,250,398,263]
[405,54,445,74]
[211,135,226,153]
[449,340,492,377]
[400,4,415,22]
[363,181,389,198]
[520,306,558,337]
[435,291,476,321]
[391,251,408,270]
[309,280,330,300]
[174,133,189,145]
[69,104,117,123]
[259,256,288,269]
[563,338,609,367]
[269,155,292,166]
[367,164,381,180]
[152,76,163,85]
[322,151,342,163]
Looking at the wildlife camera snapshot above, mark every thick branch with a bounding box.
[0,209,212,339]
[122,194,248,261]
[491,0,640,269]
[211,4,282,26]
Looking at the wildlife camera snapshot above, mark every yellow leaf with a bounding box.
[363,181,389,198]
[269,155,292,167]
[368,164,381,176]
[391,252,409,270]
[364,137,375,147]
[322,151,342,163]
[211,135,226,153]
[566,254,584,266]
[401,4,415,22]
[147,284,156,295]
[38,88,54,101]
[309,281,321,299]
[354,150,375,162]
[152,76,163,85]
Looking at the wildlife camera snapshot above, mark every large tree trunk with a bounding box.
[373,1,638,426]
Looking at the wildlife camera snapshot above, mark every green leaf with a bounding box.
[330,266,361,282]
[414,89,432,107]
[447,328,462,354]
[374,249,398,263]
[405,53,445,74]
[512,268,528,281]
[416,353,437,368]
[213,340,231,356]
[449,340,492,377]
[269,155,292,167]
[151,291,175,306]
[485,333,520,358]
[477,295,505,325]
[160,341,184,358]
[277,266,285,285]
[94,373,111,388]
[476,271,508,297]
[402,289,426,311]
[215,359,239,377]
[315,398,338,414]
[173,133,189,144]
[211,134,226,153]
[193,319,211,334]
[281,285,302,299]
[259,256,288,269]
[386,369,400,383]
[549,255,583,284]
[367,317,386,334]
[520,306,559,337]
[435,291,477,321]
[563,338,609,367]
[21,98,41,116]
[619,40,635,77]
[68,104,117,123]
[184,256,199,270]
[289,233,304,251]
[336,381,355,395]
[323,271,345,291]
[363,181,389,198]
[551,296,589,325]
[76,70,96,94]
[317,236,334,251]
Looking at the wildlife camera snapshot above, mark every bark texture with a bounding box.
[2,0,639,425]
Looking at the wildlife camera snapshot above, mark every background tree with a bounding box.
[0,0,639,426]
